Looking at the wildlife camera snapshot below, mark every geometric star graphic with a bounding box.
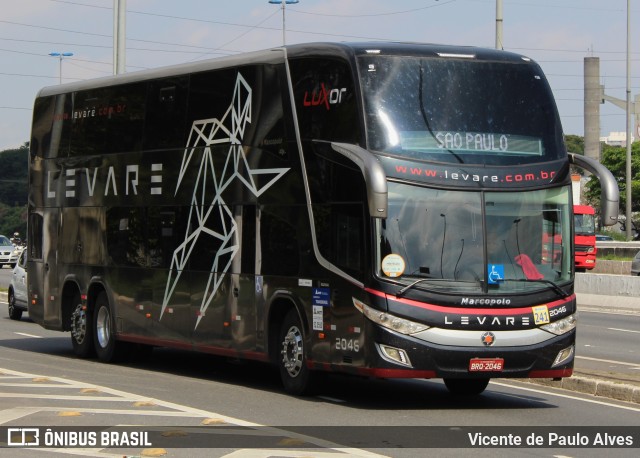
[161,72,289,329]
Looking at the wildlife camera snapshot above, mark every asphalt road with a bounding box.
[573,309,640,386]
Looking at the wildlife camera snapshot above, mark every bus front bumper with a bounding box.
[352,323,575,380]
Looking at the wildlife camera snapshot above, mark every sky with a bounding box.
[0,0,638,151]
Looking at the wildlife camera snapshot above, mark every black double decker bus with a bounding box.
[28,42,618,395]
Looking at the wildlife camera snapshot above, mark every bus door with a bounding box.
[27,207,62,329]
[187,204,257,352]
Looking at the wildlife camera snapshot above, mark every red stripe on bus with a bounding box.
[365,287,575,316]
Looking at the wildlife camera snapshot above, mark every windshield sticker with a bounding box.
[532,305,550,325]
[312,288,330,307]
[382,254,406,278]
[487,264,505,285]
[313,305,324,331]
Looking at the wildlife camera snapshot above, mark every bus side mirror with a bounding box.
[569,153,619,227]
[331,142,388,219]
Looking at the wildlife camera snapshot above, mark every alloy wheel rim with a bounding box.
[281,325,303,378]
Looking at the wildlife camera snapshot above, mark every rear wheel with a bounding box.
[93,291,127,362]
[443,378,490,395]
[70,292,95,357]
[8,290,23,321]
[278,309,315,396]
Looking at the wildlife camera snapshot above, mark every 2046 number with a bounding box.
[335,338,360,352]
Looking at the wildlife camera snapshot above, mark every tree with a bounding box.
[565,134,586,177]
[0,143,29,207]
[0,143,29,237]
[0,204,27,238]
[565,134,584,155]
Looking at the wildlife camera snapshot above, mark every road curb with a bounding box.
[524,375,640,404]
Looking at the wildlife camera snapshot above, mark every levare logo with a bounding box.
[303,83,347,110]
[46,163,163,199]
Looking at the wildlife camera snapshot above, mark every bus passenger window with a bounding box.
[259,208,299,277]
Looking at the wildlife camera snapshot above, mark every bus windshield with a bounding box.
[360,56,565,165]
[376,184,571,295]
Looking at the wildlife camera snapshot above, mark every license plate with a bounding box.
[469,358,504,372]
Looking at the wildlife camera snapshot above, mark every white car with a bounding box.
[8,250,28,320]
[0,235,18,268]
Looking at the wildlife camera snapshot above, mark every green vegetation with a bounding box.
[0,143,28,238]
[565,134,585,155]
[583,141,640,232]
[597,253,634,261]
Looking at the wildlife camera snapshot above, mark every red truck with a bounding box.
[574,204,597,271]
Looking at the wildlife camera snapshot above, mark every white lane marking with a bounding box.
[576,355,640,367]
[0,367,387,457]
[607,327,640,334]
[579,309,639,316]
[222,451,371,458]
[25,448,123,457]
[14,332,43,338]
[492,381,640,412]
[317,396,346,403]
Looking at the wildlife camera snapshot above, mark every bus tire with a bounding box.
[93,291,126,362]
[278,308,315,396]
[70,292,95,357]
[443,378,490,395]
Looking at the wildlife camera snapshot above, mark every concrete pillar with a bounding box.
[584,57,601,162]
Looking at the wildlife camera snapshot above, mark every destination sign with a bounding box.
[399,131,543,156]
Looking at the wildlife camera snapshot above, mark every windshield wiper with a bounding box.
[498,278,569,298]
[396,277,480,298]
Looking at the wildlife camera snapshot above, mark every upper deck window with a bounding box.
[360,56,565,165]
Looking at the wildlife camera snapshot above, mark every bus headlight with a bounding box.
[353,298,429,335]
[541,314,577,335]
[552,345,574,367]
[377,344,412,367]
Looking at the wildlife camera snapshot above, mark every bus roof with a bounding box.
[35,41,537,99]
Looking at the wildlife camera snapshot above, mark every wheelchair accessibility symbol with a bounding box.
[487,264,505,285]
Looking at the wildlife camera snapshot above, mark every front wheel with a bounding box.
[278,309,315,396]
[443,378,490,395]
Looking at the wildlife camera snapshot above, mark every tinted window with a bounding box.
[143,76,189,151]
[31,94,72,159]
[259,206,300,276]
[187,65,287,153]
[69,82,146,156]
[361,56,565,165]
[303,143,367,279]
[28,213,43,260]
[60,207,105,265]
[106,206,187,269]
[289,57,361,144]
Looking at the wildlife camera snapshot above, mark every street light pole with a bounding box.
[113,0,126,74]
[269,0,299,46]
[625,0,632,240]
[495,0,503,50]
[49,52,73,84]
